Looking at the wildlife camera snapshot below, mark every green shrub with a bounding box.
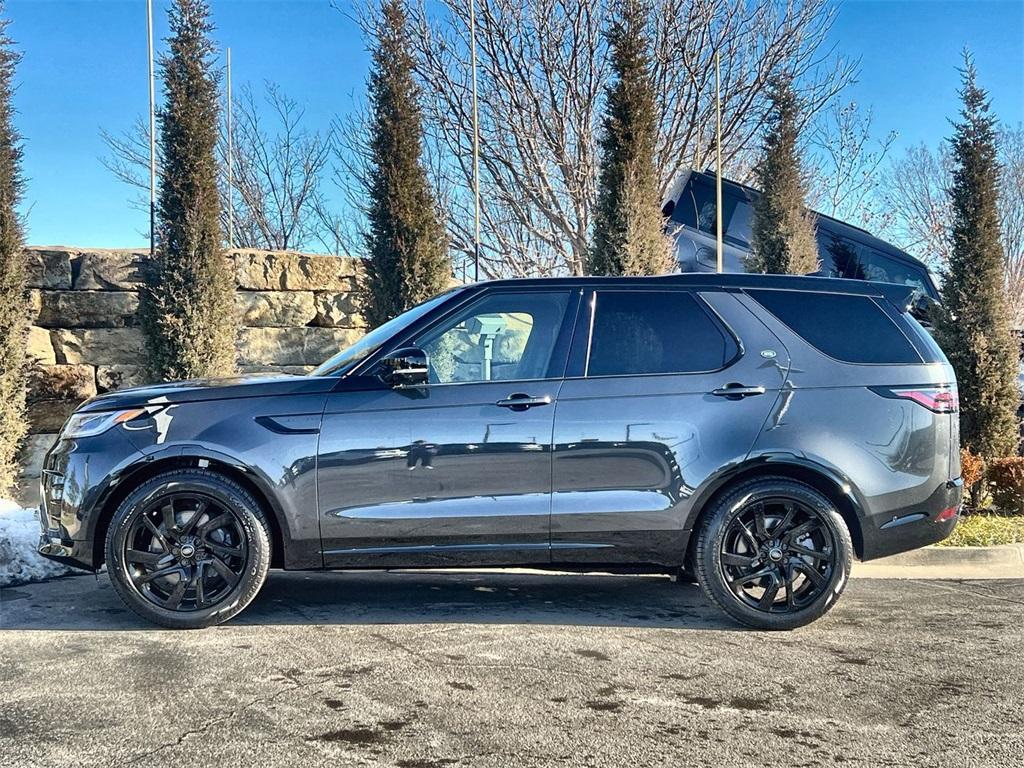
[936,513,1024,547]
[0,9,25,497]
[746,76,819,276]
[588,0,673,277]
[932,56,1020,459]
[363,0,451,326]
[987,457,1024,514]
[142,0,237,380]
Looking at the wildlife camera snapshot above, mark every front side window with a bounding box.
[586,291,738,377]
[416,291,571,384]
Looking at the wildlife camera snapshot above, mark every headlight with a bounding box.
[60,408,154,439]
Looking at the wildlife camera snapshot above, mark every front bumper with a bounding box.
[35,429,145,572]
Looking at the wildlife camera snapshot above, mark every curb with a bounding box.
[866,543,1024,568]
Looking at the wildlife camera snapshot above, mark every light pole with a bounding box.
[226,46,233,248]
[714,48,723,274]
[469,0,481,282]
[147,0,156,257]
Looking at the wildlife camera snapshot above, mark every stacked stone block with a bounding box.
[18,246,365,502]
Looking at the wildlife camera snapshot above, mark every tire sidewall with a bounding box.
[106,471,270,629]
[697,479,853,630]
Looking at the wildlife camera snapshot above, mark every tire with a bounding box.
[105,469,272,629]
[694,477,853,630]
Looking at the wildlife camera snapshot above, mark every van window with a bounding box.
[587,291,737,376]
[748,289,922,364]
[818,232,931,297]
[672,176,751,246]
[727,200,754,246]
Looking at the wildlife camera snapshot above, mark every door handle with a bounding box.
[711,384,766,399]
[496,393,552,410]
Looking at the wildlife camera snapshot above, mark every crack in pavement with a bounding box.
[910,579,1024,608]
[123,673,324,764]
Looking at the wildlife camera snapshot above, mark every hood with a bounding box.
[77,373,339,413]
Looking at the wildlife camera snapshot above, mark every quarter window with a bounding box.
[417,291,571,384]
[587,291,737,377]
[748,289,922,364]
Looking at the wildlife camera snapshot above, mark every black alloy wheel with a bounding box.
[719,496,836,614]
[106,469,271,629]
[695,477,853,630]
[122,492,248,612]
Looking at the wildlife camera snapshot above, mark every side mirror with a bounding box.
[380,347,429,387]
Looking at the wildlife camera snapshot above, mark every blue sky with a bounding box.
[8,0,1024,248]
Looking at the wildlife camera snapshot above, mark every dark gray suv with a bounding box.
[38,274,962,630]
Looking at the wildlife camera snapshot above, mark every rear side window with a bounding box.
[587,291,737,376]
[748,289,922,364]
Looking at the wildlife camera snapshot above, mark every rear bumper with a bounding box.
[859,478,963,561]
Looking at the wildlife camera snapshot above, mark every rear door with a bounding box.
[550,288,790,566]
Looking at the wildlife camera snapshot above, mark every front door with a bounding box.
[550,288,789,566]
[318,289,578,568]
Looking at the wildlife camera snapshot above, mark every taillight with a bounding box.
[874,385,959,413]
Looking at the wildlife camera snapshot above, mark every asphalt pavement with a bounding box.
[2,570,1023,767]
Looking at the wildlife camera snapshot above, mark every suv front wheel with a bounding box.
[105,469,272,629]
[695,477,853,630]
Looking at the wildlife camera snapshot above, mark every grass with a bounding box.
[936,512,1024,547]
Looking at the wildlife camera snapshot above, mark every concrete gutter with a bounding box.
[852,543,1024,580]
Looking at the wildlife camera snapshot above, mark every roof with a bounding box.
[461,272,921,311]
[682,170,932,270]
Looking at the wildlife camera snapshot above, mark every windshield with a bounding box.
[311,289,461,376]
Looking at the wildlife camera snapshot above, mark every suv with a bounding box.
[38,274,962,630]
[664,170,942,303]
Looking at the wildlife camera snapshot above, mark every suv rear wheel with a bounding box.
[105,469,271,629]
[694,477,853,630]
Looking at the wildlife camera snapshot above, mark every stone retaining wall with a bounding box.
[18,246,365,503]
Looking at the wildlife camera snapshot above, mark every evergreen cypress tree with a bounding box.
[142,0,236,380]
[364,0,450,327]
[747,76,818,275]
[588,0,672,276]
[934,54,1019,458]
[0,6,25,496]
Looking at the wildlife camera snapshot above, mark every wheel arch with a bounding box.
[684,454,866,565]
[91,451,287,570]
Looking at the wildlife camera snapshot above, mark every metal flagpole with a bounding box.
[226,47,234,248]
[469,0,481,282]
[714,48,723,274]
[147,0,156,257]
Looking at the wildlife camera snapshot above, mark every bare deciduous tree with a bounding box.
[878,143,952,268]
[999,126,1024,328]
[227,83,334,250]
[393,0,853,277]
[807,99,897,231]
[101,81,336,252]
[878,125,1024,327]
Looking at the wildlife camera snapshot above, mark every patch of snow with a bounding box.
[0,501,75,587]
